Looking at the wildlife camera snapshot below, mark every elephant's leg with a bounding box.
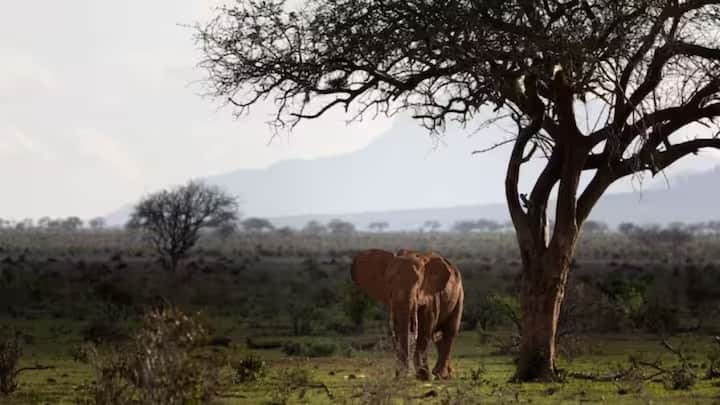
[413,307,432,380]
[433,301,462,380]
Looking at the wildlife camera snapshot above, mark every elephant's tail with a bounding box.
[410,303,419,346]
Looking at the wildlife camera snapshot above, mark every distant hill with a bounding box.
[268,203,510,231]
[106,114,720,229]
[269,166,720,230]
[586,166,720,227]
[107,116,518,226]
[203,116,517,218]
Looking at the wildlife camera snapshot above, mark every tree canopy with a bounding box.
[128,181,238,272]
[198,0,720,247]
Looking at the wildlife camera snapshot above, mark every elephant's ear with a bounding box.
[351,249,395,305]
[419,255,452,299]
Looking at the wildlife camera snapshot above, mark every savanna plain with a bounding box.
[1,227,720,404]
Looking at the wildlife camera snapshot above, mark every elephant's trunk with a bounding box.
[390,300,418,374]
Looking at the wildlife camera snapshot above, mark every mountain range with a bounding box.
[269,166,720,230]
[106,116,720,230]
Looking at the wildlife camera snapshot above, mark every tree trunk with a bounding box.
[515,247,571,382]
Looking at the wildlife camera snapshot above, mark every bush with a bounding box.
[468,363,489,386]
[707,339,720,379]
[666,366,696,390]
[93,281,135,314]
[642,303,680,334]
[272,364,331,404]
[0,331,22,396]
[282,341,338,358]
[232,353,267,383]
[306,342,338,357]
[477,294,520,332]
[76,305,227,405]
[355,372,409,405]
[597,305,631,333]
[597,272,654,328]
[324,319,356,336]
[282,342,306,357]
[343,283,374,332]
[287,304,318,336]
[614,362,646,396]
[461,303,480,331]
[81,318,129,344]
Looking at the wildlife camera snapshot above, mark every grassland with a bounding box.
[1,229,719,404]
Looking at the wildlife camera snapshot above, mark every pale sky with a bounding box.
[0,1,393,219]
[1,1,718,221]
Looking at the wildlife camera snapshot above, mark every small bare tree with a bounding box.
[302,220,327,235]
[88,217,107,231]
[327,219,355,235]
[62,216,84,232]
[423,220,441,232]
[241,217,275,232]
[128,181,238,272]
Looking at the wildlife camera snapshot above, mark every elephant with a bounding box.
[350,249,464,380]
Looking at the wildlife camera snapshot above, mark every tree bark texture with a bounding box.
[515,248,572,381]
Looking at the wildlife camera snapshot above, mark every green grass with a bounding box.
[3,318,720,404]
[1,230,719,403]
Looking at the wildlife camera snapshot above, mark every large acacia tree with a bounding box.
[197,0,720,380]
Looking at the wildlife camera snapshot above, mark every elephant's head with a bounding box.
[351,249,452,368]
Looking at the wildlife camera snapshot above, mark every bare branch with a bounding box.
[472,138,516,155]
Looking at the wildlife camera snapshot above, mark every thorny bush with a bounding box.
[76,305,227,405]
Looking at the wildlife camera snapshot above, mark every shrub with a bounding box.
[232,353,267,383]
[707,338,720,379]
[272,364,331,404]
[76,305,227,405]
[666,366,696,390]
[69,342,96,364]
[477,294,520,332]
[461,302,480,331]
[468,363,489,386]
[642,303,680,334]
[81,318,129,344]
[324,319,356,336]
[355,372,409,405]
[597,305,631,333]
[0,329,52,397]
[287,304,317,336]
[93,281,135,314]
[306,342,338,357]
[438,386,482,405]
[0,331,22,396]
[614,362,646,396]
[597,271,654,328]
[282,341,338,358]
[342,283,374,332]
[282,342,307,357]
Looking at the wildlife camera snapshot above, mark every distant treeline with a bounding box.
[3,216,720,237]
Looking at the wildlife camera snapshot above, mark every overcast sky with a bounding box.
[1,1,718,221]
[0,1,394,219]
